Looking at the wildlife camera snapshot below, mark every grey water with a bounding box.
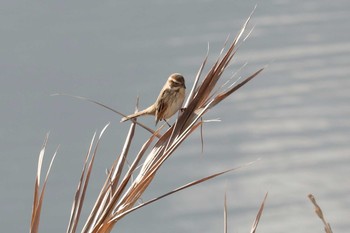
[1,0,349,232]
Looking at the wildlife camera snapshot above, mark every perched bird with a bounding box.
[121,73,186,126]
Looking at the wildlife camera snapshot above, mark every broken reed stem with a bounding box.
[308,194,333,233]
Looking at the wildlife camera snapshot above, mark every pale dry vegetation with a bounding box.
[29,8,332,233]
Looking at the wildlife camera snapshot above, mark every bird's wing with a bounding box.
[155,89,171,123]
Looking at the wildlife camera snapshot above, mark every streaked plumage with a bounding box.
[121,73,186,125]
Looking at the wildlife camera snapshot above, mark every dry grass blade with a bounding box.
[109,160,258,222]
[30,133,58,233]
[86,128,159,233]
[81,122,138,232]
[66,132,96,233]
[250,192,268,233]
[308,194,333,233]
[224,192,228,233]
[176,13,261,135]
[210,68,263,108]
[67,124,109,233]
[184,43,209,108]
[30,134,48,233]
[51,93,161,138]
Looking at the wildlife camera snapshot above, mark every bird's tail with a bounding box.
[120,105,155,122]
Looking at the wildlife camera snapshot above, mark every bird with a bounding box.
[121,73,186,126]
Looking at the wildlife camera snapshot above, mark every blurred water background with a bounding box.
[1,0,349,232]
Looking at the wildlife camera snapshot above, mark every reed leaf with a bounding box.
[30,133,59,233]
[250,192,268,233]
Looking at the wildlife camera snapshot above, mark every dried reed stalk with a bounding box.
[250,193,268,233]
[31,8,263,233]
[308,194,333,233]
[223,192,268,233]
[30,133,59,233]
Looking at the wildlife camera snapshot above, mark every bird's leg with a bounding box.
[164,119,171,127]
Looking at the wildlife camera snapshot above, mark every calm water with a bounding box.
[1,0,349,232]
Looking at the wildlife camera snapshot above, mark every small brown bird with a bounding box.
[121,73,186,125]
